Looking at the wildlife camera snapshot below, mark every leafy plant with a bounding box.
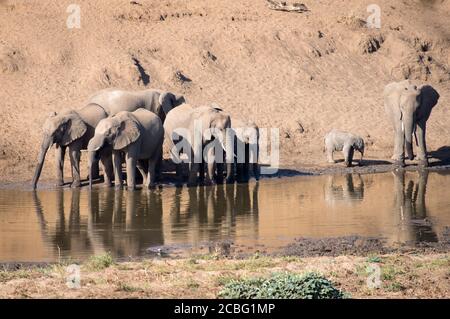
[218,272,347,299]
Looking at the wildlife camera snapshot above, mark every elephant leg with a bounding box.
[146,158,157,189]
[205,146,216,186]
[188,162,199,186]
[55,145,66,187]
[343,145,354,167]
[198,161,205,184]
[125,153,137,191]
[113,152,123,189]
[100,154,113,187]
[147,145,162,189]
[225,161,234,183]
[393,125,405,166]
[416,123,428,166]
[69,145,81,188]
[216,162,225,184]
[236,163,245,183]
[136,160,148,186]
[154,145,163,182]
[252,163,260,180]
[326,146,335,163]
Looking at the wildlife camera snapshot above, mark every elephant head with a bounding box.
[353,136,365,159]
[158,92,186,122]
[198,106,231,148]
[32,111,87,189]
[87,112,141,188]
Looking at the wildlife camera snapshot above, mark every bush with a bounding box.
[87,252,114,271]
[218,272,346,299]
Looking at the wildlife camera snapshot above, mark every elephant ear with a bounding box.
[113,117,140,150]
[416,85,440,121]
[61,112,87,146]
[159,92,185,117]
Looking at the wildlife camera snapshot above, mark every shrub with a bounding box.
[218,272,346,299]
[86,252,114,271]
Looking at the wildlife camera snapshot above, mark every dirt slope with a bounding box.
[0,0,449,183]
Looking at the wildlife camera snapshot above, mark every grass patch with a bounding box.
[232,256,275,271]
[86,252,114,271]
[367,256,382,263]
[218,272,347,299]
[0,269,32,282]
[117,282,143,292]
[186,278,200,289]
[381,264,404,281]
[385,282,406,292]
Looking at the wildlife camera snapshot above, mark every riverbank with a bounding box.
[0,251,448,298]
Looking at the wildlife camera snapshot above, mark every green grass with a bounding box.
[117,282,143,292]
[86,252,114,271]
[218,272,347,299]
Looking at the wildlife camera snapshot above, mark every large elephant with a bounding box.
[32,103,111,189]
[164,104,231,186]
[87,109,164,190]
[87,88,185,123]
[384,80,440,167]
[224,118,260,183]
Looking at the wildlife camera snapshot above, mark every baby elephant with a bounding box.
[87,109,164,190]
[324,129,365,167]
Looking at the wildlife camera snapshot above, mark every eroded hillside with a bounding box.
[0,0,449,183]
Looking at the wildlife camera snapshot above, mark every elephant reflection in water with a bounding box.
[33,189,164,259]
[169,183,259,243]
[33,189,91,257]
[392,169,438,243]
[324,174,365,204]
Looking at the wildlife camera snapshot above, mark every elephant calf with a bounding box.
[87,109,164,190]
[324,129,365,167]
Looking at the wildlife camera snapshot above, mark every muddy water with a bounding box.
[0,170,449,262]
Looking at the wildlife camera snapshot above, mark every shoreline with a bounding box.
[1,158,450,190]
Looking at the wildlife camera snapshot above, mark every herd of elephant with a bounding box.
[324,80,440,168]
[31,88,259,190]
[31,79,441,190]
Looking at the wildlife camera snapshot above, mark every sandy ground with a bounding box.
[0,252,448,298]
[0,0,449,185]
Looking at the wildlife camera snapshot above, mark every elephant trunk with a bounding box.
[403,114,415,161]
[32,134,53,189]
[88,151,97,190]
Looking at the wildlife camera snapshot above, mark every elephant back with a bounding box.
[77,103,108,128]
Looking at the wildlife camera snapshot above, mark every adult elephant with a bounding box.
[88,88,185,123]
[87,109,164,190]
[224,118,260,183]
[32,88,185,189]
[164,104,231,186]
[384,80,439,167]
[32,103,111,189]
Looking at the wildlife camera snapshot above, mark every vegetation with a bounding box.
[86,252,114,271]
[218,272,346,299]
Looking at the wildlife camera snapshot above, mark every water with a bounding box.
[0,170,449,262]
